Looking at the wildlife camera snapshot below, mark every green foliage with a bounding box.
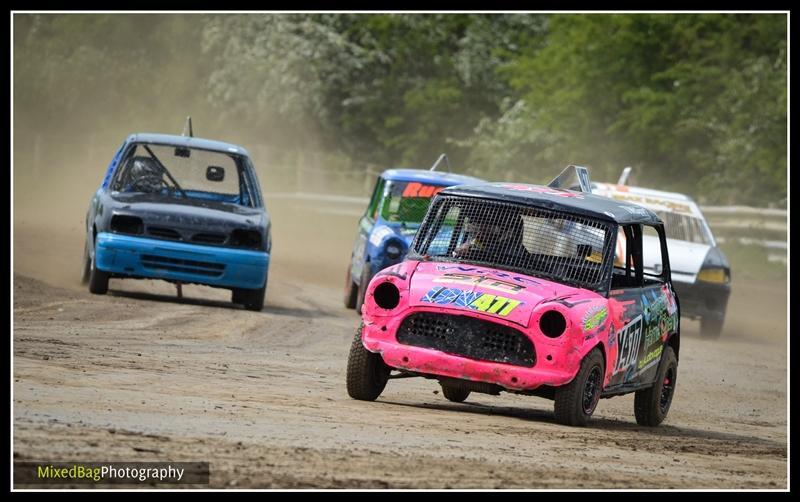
[478,14,787,204]
[14,13,786,205]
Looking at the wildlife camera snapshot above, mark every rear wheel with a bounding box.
[80,241,91,284]
[634,346,678,426]
[88,245,109,295]
[700,317,724,339]
[441,383,471,403]
[355,263,372,314]
[343,264,358,309]
[554,348,604,426]
[346,325,390,401]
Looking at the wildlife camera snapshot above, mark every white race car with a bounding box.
[592,168,731,338]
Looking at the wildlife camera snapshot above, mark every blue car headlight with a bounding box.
[385,242,403,260]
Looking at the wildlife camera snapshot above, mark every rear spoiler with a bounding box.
[547,165,592,193]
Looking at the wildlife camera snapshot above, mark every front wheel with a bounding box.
[88,246,109,295]
[234,279,267,311]
[441,383,471,403]
[554,348,604,426]
[346,325,390,401]
[634,346,678,426]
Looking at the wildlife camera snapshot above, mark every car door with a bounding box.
[605,223,678,390]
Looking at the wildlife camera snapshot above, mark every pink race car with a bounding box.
[346,167,681,426]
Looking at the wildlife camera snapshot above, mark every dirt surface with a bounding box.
[13,196,788,489]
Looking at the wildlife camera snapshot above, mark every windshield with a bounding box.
[111,143,260,207]
[379,180,447,225]
[654,211,712,245]
[411,196,615,291]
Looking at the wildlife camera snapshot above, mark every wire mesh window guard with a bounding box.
[411,196,615,291]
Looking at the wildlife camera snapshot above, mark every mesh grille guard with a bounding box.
[412,195,614,291]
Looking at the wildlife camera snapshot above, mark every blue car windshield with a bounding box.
[111,143,258,207]
[380,180,447,225]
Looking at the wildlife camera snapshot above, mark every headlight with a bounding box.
[385,242,403,259]
[110,214,143,235]
[373,282,400,310]
[539,310,567,338]
[230,229,262,250]
[697,268,729,284]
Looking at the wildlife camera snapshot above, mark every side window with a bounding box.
[365,178,385,220]
[642,224,668,284]
[611,224,643,289]
[429,205,461,256]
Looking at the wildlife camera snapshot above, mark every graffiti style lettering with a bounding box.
[433,273,526,294]
[644,323,661,348]
[420,286,523,317]
[613,315,643,376]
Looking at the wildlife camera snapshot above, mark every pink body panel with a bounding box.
[361,260,617,391]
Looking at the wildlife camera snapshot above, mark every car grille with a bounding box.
[396,312,535,367]
[140,255,225,277]
[191,232,227,244]
[147,226,182,240]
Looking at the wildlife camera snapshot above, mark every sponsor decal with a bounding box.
[582,306,608,332]
[421,286,523,316]
[369,226,395,246]
[643,322,662,349]
[432,273,525,294]
[434,265,539,285]
[402,183,445,198]
[606,192,694,215]
[613,315,643,378]
[638,345,663,371]
[502,184,585,198]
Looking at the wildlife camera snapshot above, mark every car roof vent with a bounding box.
[548,165,592,193]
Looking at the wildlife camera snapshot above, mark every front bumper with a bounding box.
[361,307,579,391]
[95,232,269,290]
[672,280,730,321]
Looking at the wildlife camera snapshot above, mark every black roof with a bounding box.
[440,182,661,225]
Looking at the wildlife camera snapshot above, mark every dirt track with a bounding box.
[13,197,788,489]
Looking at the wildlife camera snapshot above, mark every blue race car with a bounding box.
[344,155,483,311]
[81,128,271,311]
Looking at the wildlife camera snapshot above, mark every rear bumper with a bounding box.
[95,232,269,290]
[673,280,730,320]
